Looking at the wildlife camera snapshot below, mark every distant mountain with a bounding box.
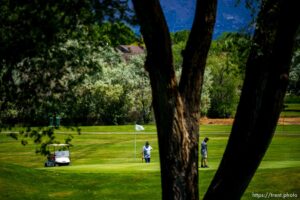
[160,0,253,38]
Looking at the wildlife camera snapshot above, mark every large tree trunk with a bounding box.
[204,1,300,199]
[132,0,216,199]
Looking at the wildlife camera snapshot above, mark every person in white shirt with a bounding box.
[142,141,153,163]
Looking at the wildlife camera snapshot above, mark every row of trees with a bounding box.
[172,31,251,118]
[0,41,152,126]
[1,25,299,126]
[0,29,250,126]
[0,0,260,126]
[173,30,300,118]
[2,1,298,126]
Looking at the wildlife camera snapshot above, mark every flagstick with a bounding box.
[134,132,137,160]
[134,124,145,161]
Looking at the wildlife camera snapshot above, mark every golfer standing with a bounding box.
[201,137,209,168]
[142,141,153,163]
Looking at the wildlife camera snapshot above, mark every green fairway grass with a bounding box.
[281,103,300,117]
[0,125,299,200]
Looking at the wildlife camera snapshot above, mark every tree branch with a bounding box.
[132,0,173,73]
[179,0,217,116]
[132,0,177,129]
[132,0,178,138]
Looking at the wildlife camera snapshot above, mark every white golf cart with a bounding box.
[44,144,71,167]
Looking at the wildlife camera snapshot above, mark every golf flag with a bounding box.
[134,124,144,160]
[135,124,145,131]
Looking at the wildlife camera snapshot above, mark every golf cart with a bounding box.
[44,144,71,167]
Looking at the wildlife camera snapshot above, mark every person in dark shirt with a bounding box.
[201,137,209,168]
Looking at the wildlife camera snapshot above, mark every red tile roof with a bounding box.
[116,45,145,55]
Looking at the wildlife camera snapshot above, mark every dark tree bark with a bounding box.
[204,1,300,199]
[132,0,217,199]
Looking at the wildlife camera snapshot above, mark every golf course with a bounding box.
[0,124,299,200]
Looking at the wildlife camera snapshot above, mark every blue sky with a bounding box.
[132,0,254,38]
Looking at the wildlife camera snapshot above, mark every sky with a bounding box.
[132,0,255,39]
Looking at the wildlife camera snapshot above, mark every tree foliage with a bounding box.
[63,51,151,125]
[1,39,104,125]
[172,31,250,118]
[206,33,250,117]
[288,30,300,95]
[1,43,150,126]
[206,52,241,117]
[0,0,138,126]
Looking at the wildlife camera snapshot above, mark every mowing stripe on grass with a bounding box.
[39,163,160,173]
[200,161,300,171]
[38,160,300,174]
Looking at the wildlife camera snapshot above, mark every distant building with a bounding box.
[116,45,145,60]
